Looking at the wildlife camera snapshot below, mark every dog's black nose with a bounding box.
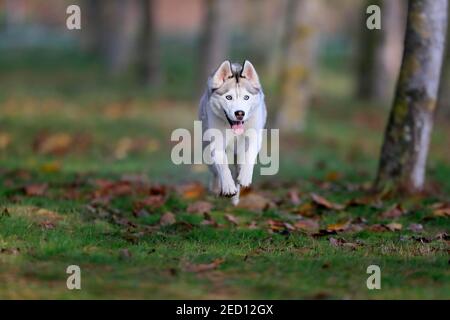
[234,110,245,120]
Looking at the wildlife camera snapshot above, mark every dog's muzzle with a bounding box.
[224,110,245,135]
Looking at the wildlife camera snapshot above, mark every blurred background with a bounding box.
[0,0,449,189]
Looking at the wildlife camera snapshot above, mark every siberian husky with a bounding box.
[198,60,267,205]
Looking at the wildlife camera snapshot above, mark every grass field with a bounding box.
[0,49,449,299]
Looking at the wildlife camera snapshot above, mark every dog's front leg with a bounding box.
[213,150,237,196]
[237,136,258,188]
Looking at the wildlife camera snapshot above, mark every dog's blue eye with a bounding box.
[243,95,250,100]
[225,95,232,100]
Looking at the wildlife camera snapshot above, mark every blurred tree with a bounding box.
[356,0,406,103]
[81,0,103,54]
[438,4,450,118]
[103,0,141,74]
[376,0,448,192]
[136,0,162,87]
[275,0,319,132]
[198,0,231,89]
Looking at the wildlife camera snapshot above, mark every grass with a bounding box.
[0,48,449,299]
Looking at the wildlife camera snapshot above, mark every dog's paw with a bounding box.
[220,176,238,197]
[237,168,253,188]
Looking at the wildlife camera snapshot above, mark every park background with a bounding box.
[0,0,449,299]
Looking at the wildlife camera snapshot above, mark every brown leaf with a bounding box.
[369,222,402,232]
[346,195,383,209]
[185,259,224,273]
[187,201,213,215]
[431,203,450,217]
[135,195,165,210]
[238,192,274,212]
[224,214,239,226]
[24,184,48,196]
[435,232,449,241]
[0,132,11,150]
[385,222,402,232]
[177,182,205,200]
[380,204,406,219]
[160,212,176,226]
[33,132,73,156]
[368,224,388,232]
[294,202,316,217]
[326,220,351,232]
[310,193,344,210]
[287,189,301,205]
[324,171,342,182]
[294,219,320,233]
[267,219,287,232]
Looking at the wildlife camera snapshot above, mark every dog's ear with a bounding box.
[240,60,261,89]
[210,60,233,89]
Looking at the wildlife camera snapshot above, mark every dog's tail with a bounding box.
[231,184,240,206]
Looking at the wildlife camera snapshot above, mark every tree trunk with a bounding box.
[198,0,231,88]
[136,0,162,87]
[80,0,103,54]
[356,0,406,103]
[103,0,141,74]
[438,3,450,118]
[376,0,448,192]
[275,0,319,132]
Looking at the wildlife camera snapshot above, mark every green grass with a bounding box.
[0,49,449,299]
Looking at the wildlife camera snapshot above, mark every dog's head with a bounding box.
[207,60,262,135]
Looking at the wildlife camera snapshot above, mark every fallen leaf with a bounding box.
[238,192,274,212]
[385,222,402,232]
[310,193,344,210]
[177,182,205,200]
[0,132,11,150]
[326,220,351,232]
[435,232,449,241]
[287,189,301,205]
[33,132,73,156]
[369,223,402,232]
[346,195,383,209]
[224,214,239,226]
[160,212,176,226]
[431,203,450,217]
[185,259,224,273]
[40,161,61,173]
[24,184,48,196]
[380,204,406,219]
[135,195,165,210]
[293,202,316,217]
[325,171,342,182]
[294,219,320,233]
[187,201,213,215]
[267,219,293,233]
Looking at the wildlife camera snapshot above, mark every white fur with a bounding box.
[198,60,267,205]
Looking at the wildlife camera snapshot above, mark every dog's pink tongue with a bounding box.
[232,123,244,135]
